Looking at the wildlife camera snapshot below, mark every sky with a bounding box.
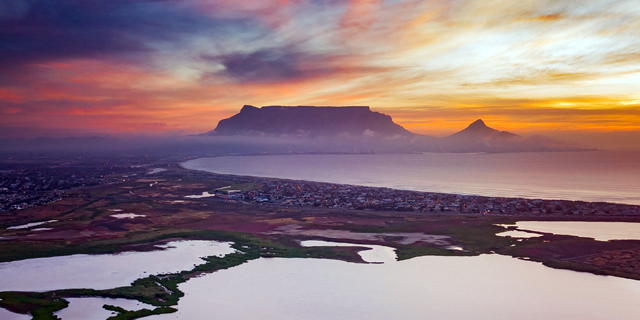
[1,0,639,147]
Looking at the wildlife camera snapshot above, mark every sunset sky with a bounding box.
[1,0,639,147]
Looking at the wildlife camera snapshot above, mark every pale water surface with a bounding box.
[6,220,57,230]
[496,230,543,238]
[0,307,30,320]
[300,240,397,263]
[31,227,54,232]
[0,240,235,291]
[185,191,215,198]
[148,252,640,320]
[508,221,640,241]
[54,298,154,320]
[183,151,640,205]
[110,213,146,219]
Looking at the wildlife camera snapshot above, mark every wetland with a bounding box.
[1,163,640,319]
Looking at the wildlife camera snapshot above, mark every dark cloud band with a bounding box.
[0,0,259,71]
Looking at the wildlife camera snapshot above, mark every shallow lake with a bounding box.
[0,307,30,320]
[507,221,640,241]
[148,249,640,320]
[3,237,640,319]
[6,220,57,230]
[300,240,397,264]
[496,230,543,238]
[55,297,154,320]
[0,240,235,292]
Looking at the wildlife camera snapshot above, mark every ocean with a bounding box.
[183,151,640,205]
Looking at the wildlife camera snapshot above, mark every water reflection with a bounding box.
[0,307,30,320]
[185,192,215,198]
[147,253,640,320]
[110,213,146,219]
[496,230,543,238]
[0,240,235,291]
[183,152,640,205]
[299,240,397,263]
[54,297,154,320]
[6,220,57,230]
[507,222,640,241]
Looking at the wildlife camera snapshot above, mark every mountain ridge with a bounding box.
[0,107,589,155]
[205,105,414,138]
[446,119,519,141]
[198,105,586,153]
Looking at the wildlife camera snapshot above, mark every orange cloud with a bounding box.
[2,0,640,142]
[518,13,563,22]
[382,96,640,136]
[340,0,381,32]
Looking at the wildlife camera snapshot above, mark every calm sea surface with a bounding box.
[183,151,640,205]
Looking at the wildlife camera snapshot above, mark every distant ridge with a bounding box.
[204,105,414,138]
[447,119,519,141]
[196,105,588,153]
[0,112,590,156]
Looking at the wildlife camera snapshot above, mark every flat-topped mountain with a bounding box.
[0,108,588,156]
[197,105,585,153]
[204,105,414,138]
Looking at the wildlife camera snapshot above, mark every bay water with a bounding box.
[183,151,640,205]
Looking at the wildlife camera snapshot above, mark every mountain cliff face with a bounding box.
[205,105,414,138]
[200,105,584,153]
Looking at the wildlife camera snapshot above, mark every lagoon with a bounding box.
[54,298,154,320]
[0,307,30,320]
[6,220,57,230]
[0,240,235,292]
[506,221,640,241]
[300,240,397,264]
[148,250,640,320]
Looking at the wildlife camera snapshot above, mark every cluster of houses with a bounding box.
[210,179,640,216]
[0,161,139,211]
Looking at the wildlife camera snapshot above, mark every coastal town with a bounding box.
[179,169,640,217]
[0,157,144,211]
[2,158,639,216]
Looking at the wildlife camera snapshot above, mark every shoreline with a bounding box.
[180,152,640,206]
[2,163,640,318]
[179,160,640,217]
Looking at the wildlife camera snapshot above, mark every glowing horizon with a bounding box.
[1,0,639,146]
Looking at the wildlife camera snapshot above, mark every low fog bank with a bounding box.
[0,132,593,158]
[0,135,428,157]
[545,131,640,151]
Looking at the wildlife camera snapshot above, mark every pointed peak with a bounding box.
[468,119,487,128]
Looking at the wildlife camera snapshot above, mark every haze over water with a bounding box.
[184,151,640,205]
